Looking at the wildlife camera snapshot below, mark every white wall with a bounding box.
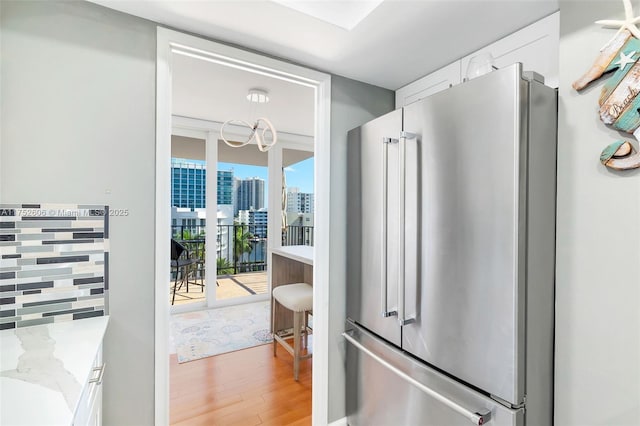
[557,2,640,425]
[1,1,156,424]
[328,76,395,422]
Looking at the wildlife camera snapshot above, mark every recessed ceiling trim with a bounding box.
[171,42,319,88]
[271,0,384,30]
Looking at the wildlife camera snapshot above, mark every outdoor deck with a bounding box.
[170,271,268,305]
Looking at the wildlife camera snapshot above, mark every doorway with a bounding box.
[156,28,331,425]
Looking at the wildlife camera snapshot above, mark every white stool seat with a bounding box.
[272,282,313,381]
[272,283,313,312]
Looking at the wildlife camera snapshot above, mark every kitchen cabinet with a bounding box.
[0,316,109,426]
[396,12,559,108]
[73,344,105,426]
[395,62,461,107]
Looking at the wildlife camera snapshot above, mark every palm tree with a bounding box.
[233,224,253,272]
[216,258,233,275]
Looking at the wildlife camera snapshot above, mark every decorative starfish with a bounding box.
[597,0,640,42]
[615,50,637,69]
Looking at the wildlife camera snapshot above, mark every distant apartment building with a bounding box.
[236,177,265,214]
[238,208,268,238]
[217,170,234,205]
[171,159,206,209]
[171,159,235,209]
[286,187,314,214]
[171,159,236,231]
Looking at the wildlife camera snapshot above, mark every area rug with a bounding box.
[171,300,273,363]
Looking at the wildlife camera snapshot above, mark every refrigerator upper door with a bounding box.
[402,64,528,405]
[347,109,403,347]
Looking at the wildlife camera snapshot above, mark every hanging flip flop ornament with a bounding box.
[574,0,640,170]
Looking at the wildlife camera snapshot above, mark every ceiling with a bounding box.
[172,53,315,136]
[88,0,558,90]
[172,136,314,166]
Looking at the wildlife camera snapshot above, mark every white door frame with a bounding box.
[156,27,331,426]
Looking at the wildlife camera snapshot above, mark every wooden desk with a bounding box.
[271,245,314,333]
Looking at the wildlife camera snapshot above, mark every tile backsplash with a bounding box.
[0,204,109,330]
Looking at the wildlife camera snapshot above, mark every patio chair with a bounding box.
[170,239,203,305]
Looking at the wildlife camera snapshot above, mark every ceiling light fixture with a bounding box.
[221,88,278,152]
[246,88,270,103]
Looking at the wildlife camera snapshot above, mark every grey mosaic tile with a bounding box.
[17,317,54,328]
[74,277,103,285]
[17,281,54,291]
[16,221,73,228]
[0,323,15,330]
[36,255,89,265]
[17,233,54,241]
[0,203,108,323]
[17,268,73,278]
[104,252,109,291]
[73,310,103,320]
[17,246,54,253]
[42,239,94,245]
[22,297,77,308]
[43,307,94,317]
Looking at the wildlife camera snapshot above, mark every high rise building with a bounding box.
[286,187,315,214]
[217,170,234,205]
[170,159,235,209]
[171,159,206,209]
[238,208,268,238]
[236,177,265,214]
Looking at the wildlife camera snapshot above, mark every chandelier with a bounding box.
[220,88,278,152]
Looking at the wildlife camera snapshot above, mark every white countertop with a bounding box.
[271,245,314,265]
[0,316,109,426]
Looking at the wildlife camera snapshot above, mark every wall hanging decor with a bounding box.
[574,0,640,170]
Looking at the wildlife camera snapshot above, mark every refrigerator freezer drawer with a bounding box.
[345,322,524,426]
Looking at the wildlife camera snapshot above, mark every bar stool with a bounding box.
[272,283,313,381]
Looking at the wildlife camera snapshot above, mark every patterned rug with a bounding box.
[171,300,273,363]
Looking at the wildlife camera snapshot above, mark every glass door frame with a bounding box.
[169,119,315,313]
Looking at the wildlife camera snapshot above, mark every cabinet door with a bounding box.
[395,61,461,108]
[460,12,559,87]
[73,346,104,426]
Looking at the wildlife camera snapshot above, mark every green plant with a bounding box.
[233,224,253,270]
[216,258,234,275]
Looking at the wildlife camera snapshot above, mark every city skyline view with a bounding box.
[218,157,314,194]
[171,157,314,202]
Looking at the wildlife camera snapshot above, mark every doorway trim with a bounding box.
[156,27,331,425]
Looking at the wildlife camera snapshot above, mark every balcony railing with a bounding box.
[171,224,313,275]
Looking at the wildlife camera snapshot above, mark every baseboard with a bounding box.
[328,417,348,426]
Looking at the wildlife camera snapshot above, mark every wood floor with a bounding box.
[171,272,268,306]
[170,342,312,426]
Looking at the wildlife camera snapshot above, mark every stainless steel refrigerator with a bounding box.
[344,63,557,426]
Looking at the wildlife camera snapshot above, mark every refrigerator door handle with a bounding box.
[381,137,397,318]
[398,131,416,326]
[343,330,493,426]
